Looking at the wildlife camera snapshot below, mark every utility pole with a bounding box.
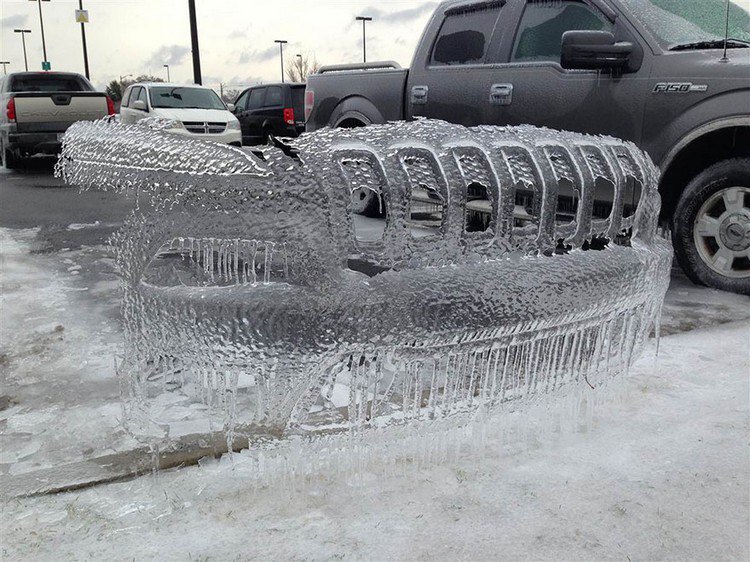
[77,0,90,79]
[30,0,51,69]
[188,0,202,84]
[274,40,288,83]
[0,62,9,76]
[14,29,32,72]
[355,16,373,63]
[164,64,170,82]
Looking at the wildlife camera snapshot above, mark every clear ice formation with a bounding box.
[56,117,672,451]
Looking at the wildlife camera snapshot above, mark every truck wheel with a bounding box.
[351,187,383,217]
[1,140,19,170]
[672,158,750,295]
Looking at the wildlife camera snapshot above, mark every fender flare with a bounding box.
[329,96,386,128]
[659,116,750,173]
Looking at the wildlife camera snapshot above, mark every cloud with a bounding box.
[1,14,29,29]
[359,2,437,24]
[238,46,278,64]
[145,45,191,68]
[228,29,248,40]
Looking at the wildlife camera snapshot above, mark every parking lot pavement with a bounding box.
[0,158,140,249]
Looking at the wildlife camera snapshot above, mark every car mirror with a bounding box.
[227,103,235,112]
[561,30,633,71]
[132,99,148,111]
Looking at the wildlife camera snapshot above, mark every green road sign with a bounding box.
[42,61,51,71]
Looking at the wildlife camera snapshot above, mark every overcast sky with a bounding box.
[0,0,437,91]
[2,0,748,93]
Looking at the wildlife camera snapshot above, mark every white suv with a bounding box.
[120,83,242,146]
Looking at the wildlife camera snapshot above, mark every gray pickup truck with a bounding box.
[0,71,114,169]
[305,0,750,295]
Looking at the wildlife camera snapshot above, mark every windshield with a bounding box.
[619,0,750,49]
[149,87,226,110]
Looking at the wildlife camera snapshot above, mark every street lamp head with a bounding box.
[356,16,373,22]
[14,29,32,33]
[163,64,169,68]
[274,39,288,45]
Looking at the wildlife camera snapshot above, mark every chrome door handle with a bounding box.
[490,83,513,106]
[411,85,429,105]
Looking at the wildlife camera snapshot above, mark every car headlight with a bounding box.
[226,119,241,131]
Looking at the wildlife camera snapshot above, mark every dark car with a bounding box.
[232,83,306,145]
[305,0,750,295]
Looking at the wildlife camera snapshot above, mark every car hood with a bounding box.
[151,108,235,123]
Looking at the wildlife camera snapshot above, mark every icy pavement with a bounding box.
[1,225,749,559]
[1,320,747,560]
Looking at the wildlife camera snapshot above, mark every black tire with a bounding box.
[263,129,275,146]
[1,139,19,170]
[672,158,750,295]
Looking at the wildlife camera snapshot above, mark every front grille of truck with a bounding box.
[182,121,226,134]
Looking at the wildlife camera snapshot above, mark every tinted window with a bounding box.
[431,3,503,65]
[234,90,249,111]
[291,87,305,116]
[265,86,283,107]
[512,1,611,63]
[248,88,265,109]
[10,74,90,92]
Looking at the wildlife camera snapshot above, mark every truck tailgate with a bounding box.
[13,92,109,133]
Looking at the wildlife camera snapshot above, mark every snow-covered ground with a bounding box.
[1,226,749,560]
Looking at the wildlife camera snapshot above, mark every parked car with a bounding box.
[305,0,750,295]
[0,71,114,169]
[120,83,241,146]
[232,83,306,145]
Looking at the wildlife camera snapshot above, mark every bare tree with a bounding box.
[285,53,321,83]
[221,88,241,104]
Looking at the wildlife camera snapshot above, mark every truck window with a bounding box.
[248,88,265,110]
[10,74,90,92]
[430,2,504,66]
[265,86,283,107]
[511,0,611,63]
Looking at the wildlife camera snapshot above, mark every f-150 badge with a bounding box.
[653,82,708,93]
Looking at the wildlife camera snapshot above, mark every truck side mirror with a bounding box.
[132,99,148,112]
[561,30,633,71]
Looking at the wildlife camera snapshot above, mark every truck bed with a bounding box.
[306,62,408,129]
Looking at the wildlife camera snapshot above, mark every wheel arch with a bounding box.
[329,96,385,128]
[659,118,750,222]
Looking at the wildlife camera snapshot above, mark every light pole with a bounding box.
[163,64,170,82]
[188,0,202,84]
[30,0,51,68]
[355,16,373,63]
[0,62,9,76]
[274,39,287,83]
[14,29,32,71]
[77,0,90,79]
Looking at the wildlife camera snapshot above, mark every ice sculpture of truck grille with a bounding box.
[56,118,672,439]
